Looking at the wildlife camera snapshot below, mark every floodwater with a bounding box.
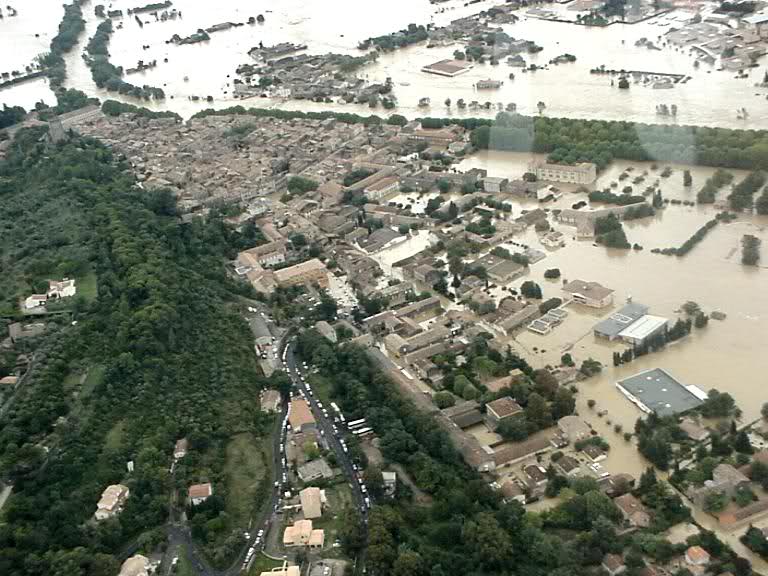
[3,0,768,126]
[456,150,768,475]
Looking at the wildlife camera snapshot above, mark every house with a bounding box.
[237,241,288,268]
[557,415,591,442]
[618,315,668,346]
[260,567,300,576]
[555,455,581,477]
[602,553,626,576]
[501,480,527,504]
[174,438,188,460]
[679,417,710,442]
[0,375,19,387]
[383,471,397,496]
[261,389,282,413]
[188,482,213,505]
[297,458,334,483]
[485,396,523,429]
[283,519,325,548]
[299,487,326,519]
[95,484,130,520]
[289,398,316,432]
[48,278,77,299]
[443,400,485,429]
[482,176,509,193]
[583,444,607,462]
[118,554,151,576]
[523,464,549,488]
[24,294,48,310]
[690,463,750,506]
[614,493,651,528]
[685,545,710,567]
[562,280,614,308]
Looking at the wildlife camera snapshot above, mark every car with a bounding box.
[322,409,329,417]
[274,481,280,488]
[258,529,264,537]
[244,531,250,538]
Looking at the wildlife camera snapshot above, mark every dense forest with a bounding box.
[0,130,269,575]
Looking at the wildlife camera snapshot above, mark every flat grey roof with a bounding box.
[594,302,649,338]
[617,368,704,417]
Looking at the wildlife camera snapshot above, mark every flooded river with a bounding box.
[3,0,768,126]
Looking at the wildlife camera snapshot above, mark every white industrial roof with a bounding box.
[618,315,668,340]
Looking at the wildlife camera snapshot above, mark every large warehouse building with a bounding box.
[616,368,706,417]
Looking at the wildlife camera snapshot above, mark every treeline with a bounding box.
[742,234,761,266]
[728,171,765,211]
[466,112,768,172]
[0,104,26,129]
[594,214,630,249]
[102,99,181,120]
[0,132,269,574]
[652,212,734,256]
[358,23,428,51]
[192,105,392,126]
[85,20,166,100]
[38,0,85,89]
[589,189,646,206]
[696,169,733,204]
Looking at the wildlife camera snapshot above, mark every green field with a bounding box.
[224,433,269,529]
[76,270,98,302]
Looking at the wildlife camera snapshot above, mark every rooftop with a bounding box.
[289,398,316,428]
[189,482,213,500]
[618,315,668,341]
[594,302,649,339]
[486,396,523,419]
[562,279,614,301]
[617,368,705,417]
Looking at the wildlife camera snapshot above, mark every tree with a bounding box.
[552,388,576,420]
[544,268,561,279]
[560,353,574,367]
[683,170,692,187]
[497,414,529,441]
[437,179,452,194]
[734,430,754,454]
[463,512,512,569]
[580,358,602,377]
[520,280,542,299]
[364,465,386,500]
[618,77,630,89]
[393,551,425,576]
[434,391,455,409]
[525,392,553,430]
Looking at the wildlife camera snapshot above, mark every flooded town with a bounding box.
[2,1,768,576]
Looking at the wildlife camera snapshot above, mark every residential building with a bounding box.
[24,294,48,310]
[532,162,597,184]
[557,415,591,442]
[523,464,549,488]
[48,278,77,299]
[562,279,614,308]
[283,519,325,548]
[485,396,523,429]
[274,258,329,289]
[679,418,710,442]
[260,566,300,576]
[482,176,509,193]
[118,554,151,576]
[602,553,626,576]
[189,482,213,505]
[299,487,326,519]
[614,493,651,529]
[408,127,459,146]
[261,389,282,413]
[382,471,397,496]
[237,241,288,268]
[289,398,317,432]
[690,463,751,506]
[95,484,130,520]
[174,438,188,460]
[297,458,334,483]
[583,444,607,462]
[685,546,710,567]
[443,400,485,429]
[395,296,442,320]
[364,176,399,200]
[500,480,526,504]
[555,455,581,477]
[476,78,503,89]
[0,376,19,387]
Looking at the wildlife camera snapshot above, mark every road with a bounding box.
[281,337,370,569]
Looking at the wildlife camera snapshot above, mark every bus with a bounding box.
[347,418,366,430]
[330,402,341,414]
[352,427,373,437]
